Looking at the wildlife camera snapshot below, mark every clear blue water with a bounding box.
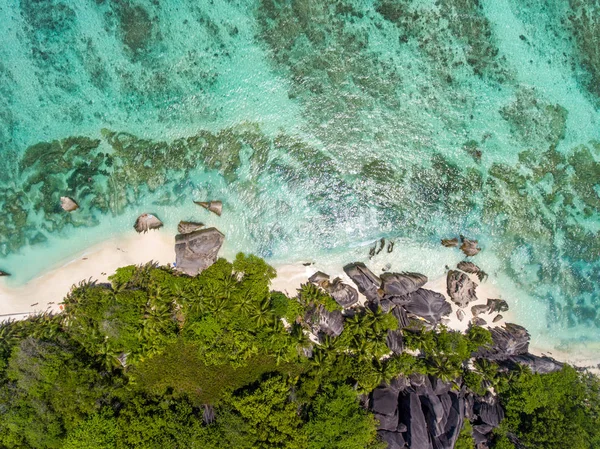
[0,0,599,353]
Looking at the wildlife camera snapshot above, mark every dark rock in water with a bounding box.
[175,227,225,276]
[446,270,478,308]
[457,309,465,322]
[487,298,509,313]
[457,261,481,274]
[324,278,359,308]
[493,314,503,323]
[134,213,163,233]
[475,323,530,360]
[0,270,10,277]
[471,304,490,317]
[177,221,204,234]
[386,330,404,354]
[392,306,411,329]
[372,387,400,416]
[343,262,381,301]
[403,288,452,324]
[378,430,405,449]
[399,392,430,449]
[60,196,79,212]
[194,200,222,216]
[387,240,395,253]
[460,236,481,257]
[376,238,385,255]
[502,353,563,374]
[472,317,487,326]
[441,238,459,247]
[381,272,427,297]
[308,271,330,284]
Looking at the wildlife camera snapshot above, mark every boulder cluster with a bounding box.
[370,374,504,449]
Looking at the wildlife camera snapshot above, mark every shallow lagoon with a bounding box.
[0,0,599,353]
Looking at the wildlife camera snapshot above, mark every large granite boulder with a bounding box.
[399,392,430,449]
[325,278,359,308]
[446,270,478,308]
[381,272,428,297]
[175,227,225,276]
[343,262,381,301]
[386,330,404,354]
[403,289,452,325]
[315,306,344,337]
[501,353,563,374]
[475,323,530,359]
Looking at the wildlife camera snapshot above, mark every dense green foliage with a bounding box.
[0,254,598,448]
[491,365,600,449]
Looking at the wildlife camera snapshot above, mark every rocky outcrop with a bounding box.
[487,298,509,313]
[381,272,428,297]
[308,271,330,284]
[499,353,563,374]
[60,196,78,212]
[371,376,467,449]
[476,323,530,359]
[174,227,225,276]
[177,221,204,234]
[386,330,404,354]
[446,270,478,308]
[134,213,163,233]
[324,278,359,308]
[403,289,452,325]
[194,200,223,216]
[344,262,381,301]
[311,305,344,337]
[457,261,487,281]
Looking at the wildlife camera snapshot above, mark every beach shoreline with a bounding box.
[1,230,598,373]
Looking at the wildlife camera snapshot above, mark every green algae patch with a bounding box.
[500,88,568,148]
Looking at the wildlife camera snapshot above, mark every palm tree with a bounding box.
[249,298,274,327]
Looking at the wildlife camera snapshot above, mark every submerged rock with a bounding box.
[441,238,459,247]
[381,272,428,297]
[177,221,204,234]
[133,213,163,233]
[0,270,10,276]
[343,262,381,301]
[446,270,478,308]
[174,227,225,276]
[403,288,452,324]
[194,200,223,216]
[60,196,79,212]
[460,236,481,257]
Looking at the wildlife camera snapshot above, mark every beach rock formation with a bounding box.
[344,262,381,301]
[500,353,564,374]
[457,261,488,281]
[441,238,459,247]
[472,317,487,326]
[475,323,530,360]
[133,213,163,233]
[460,236,481,257]
[493,314,503,323]
[0,270,10,276]
[194,200,223,216]
[403,289,452,325]
[446,270,478,308]
[457,309,465,322]
[381,272,428,297]
[471,304,489,317]
[174,227,225,276]
[309,305,344,337]
[177,221,204,234]
[308,271,330,284]
[324,278,359,308]
[487,298,509,313]
[60,196,79,212]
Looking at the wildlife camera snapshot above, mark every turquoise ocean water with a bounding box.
[0,0,599,353]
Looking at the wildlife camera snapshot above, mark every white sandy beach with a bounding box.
[1,232,598,372]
